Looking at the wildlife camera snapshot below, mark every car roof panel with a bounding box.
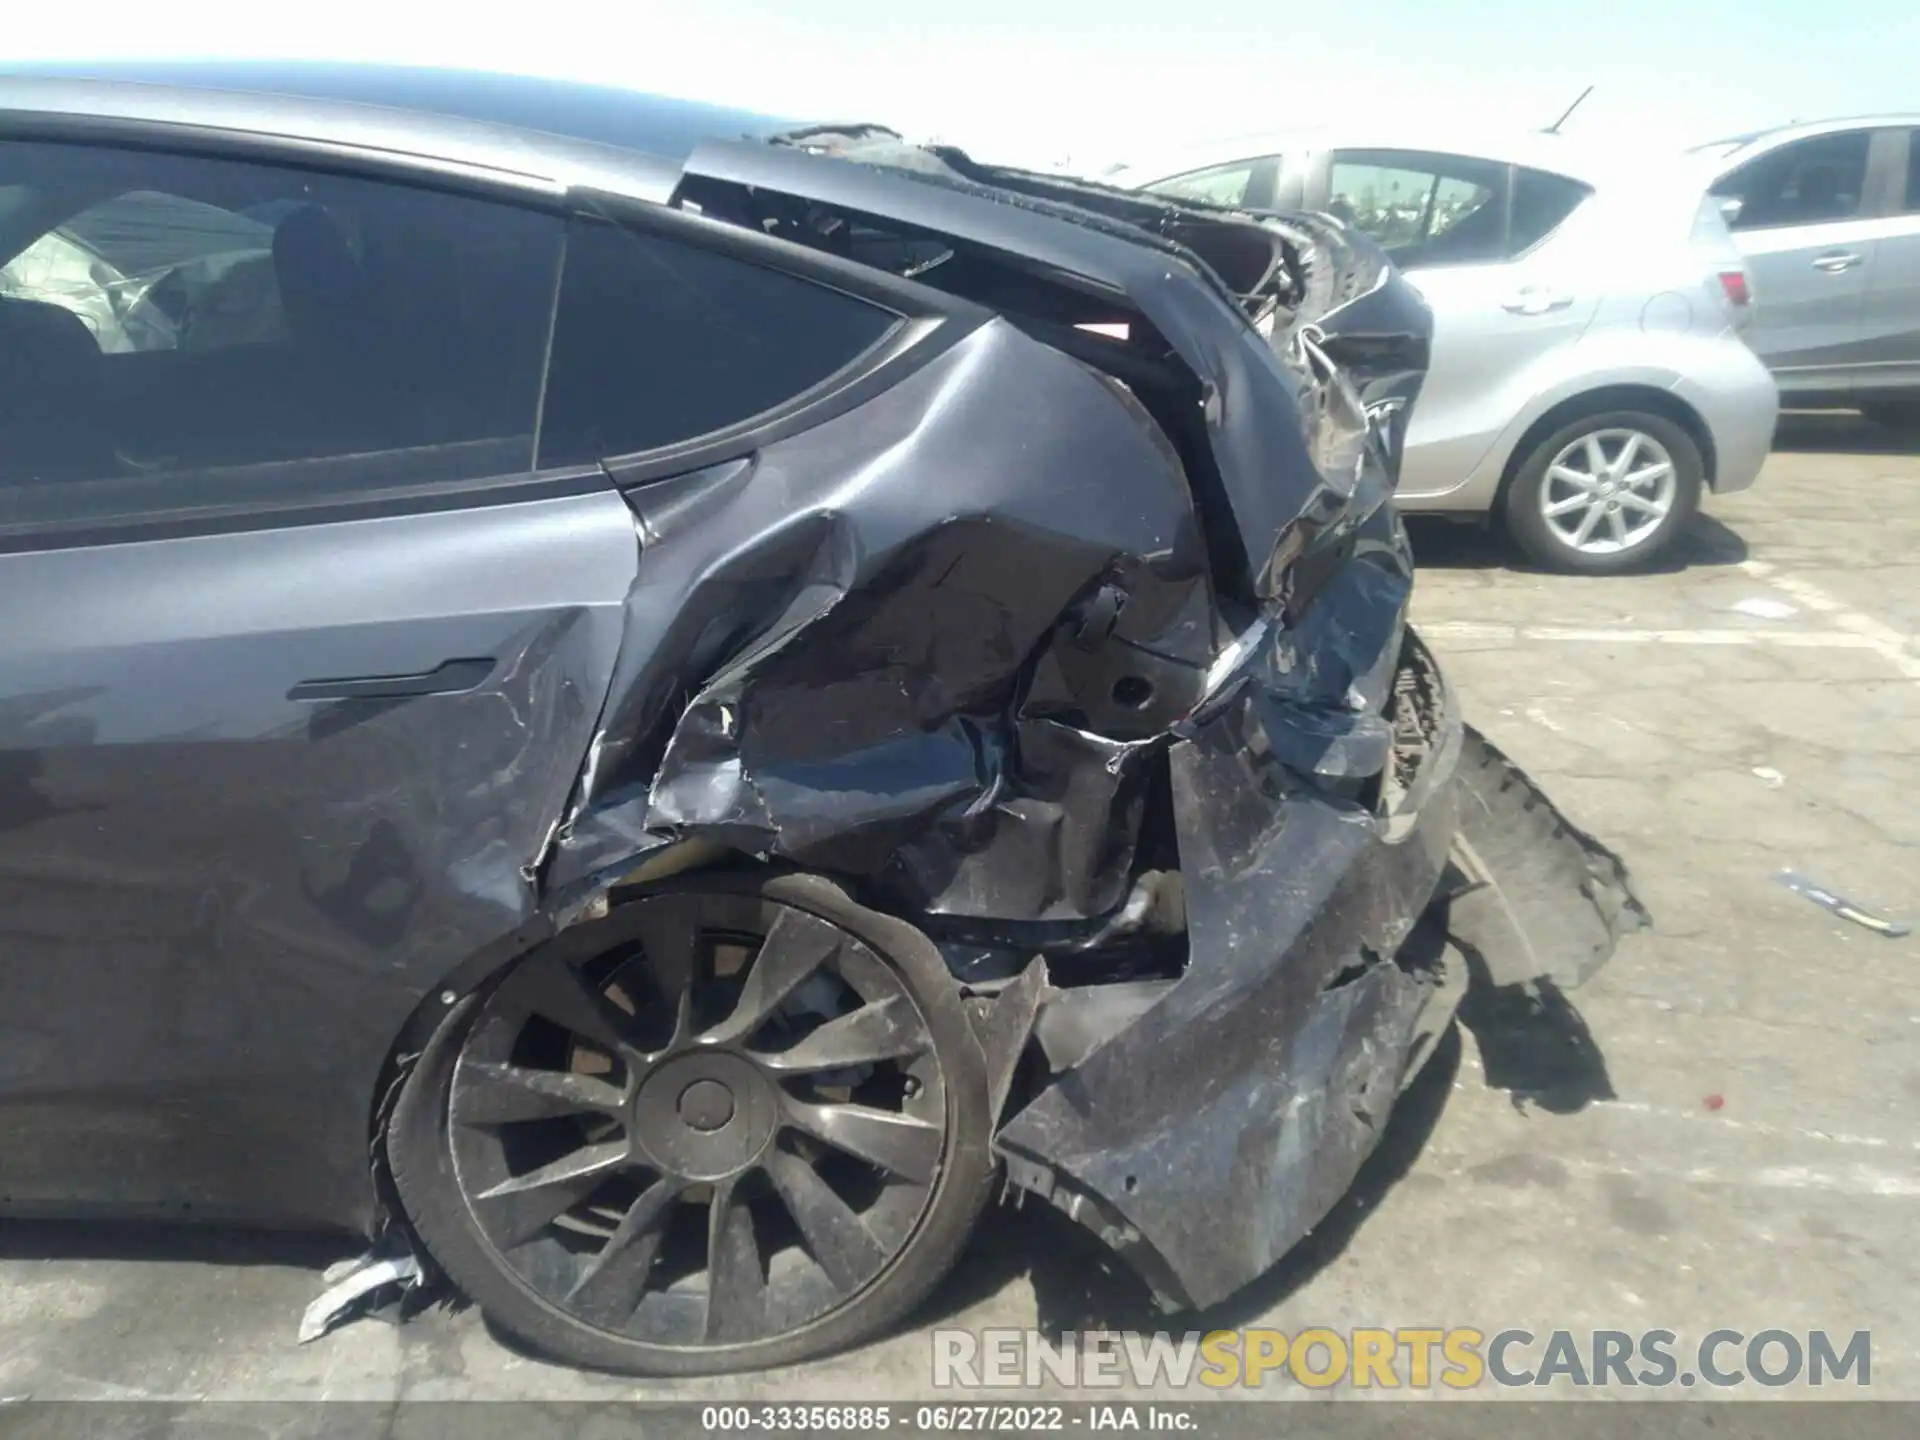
[0,63,787,206]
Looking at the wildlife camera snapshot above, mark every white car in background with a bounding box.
[1695,116,1920,428]
[1115,130,1781,573]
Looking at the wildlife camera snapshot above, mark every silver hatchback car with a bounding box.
[1695,116,1920,427]
[1120,129,1780,573]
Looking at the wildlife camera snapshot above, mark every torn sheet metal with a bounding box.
[666,136,1390,604]
[547,141,1431,937]
[548,319,1211,922]
[298,1247,423,1343]
[512,142,1633,1314]
[994,632,1463,1309]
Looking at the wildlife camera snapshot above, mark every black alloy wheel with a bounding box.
[387,872,994,1374]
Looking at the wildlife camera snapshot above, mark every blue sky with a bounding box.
[7,0,1911,168]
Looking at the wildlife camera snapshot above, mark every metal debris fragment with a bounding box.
[298,1250,423,1343]
[1776,869,1911,938]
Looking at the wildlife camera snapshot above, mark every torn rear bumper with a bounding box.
[993,630,1465,1311]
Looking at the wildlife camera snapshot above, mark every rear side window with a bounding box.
[0,140,562,505]
[538,220,899,467]
[1144,159,1266,208]
[0,189,287,354]
[1711,131,1870,229]
[1325,150,1509,268]
[1508,168,1591,254]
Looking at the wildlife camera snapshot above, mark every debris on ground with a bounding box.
[297,1246,424,1343]
[1776,869,1912,938]
[1732,597,1798,620]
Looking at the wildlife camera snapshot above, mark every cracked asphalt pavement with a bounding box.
[3,413,1917,1403]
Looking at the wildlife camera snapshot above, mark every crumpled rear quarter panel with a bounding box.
[995,633,1463,1308]
[548,315,1213,923]
[521,173,1472,1307]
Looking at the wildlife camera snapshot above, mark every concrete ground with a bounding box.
[4,414,1918,1405]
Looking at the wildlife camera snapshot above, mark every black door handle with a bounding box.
[288,657,495,702]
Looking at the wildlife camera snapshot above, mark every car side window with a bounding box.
[1711,131,1871,229]
[1325,150,1509,269]
[538,218,901,467]
[0,189,288,354]
[0,140,563,510]
[1508,168,1592,256]
[1905,129,1920,213]
[1144,159,1267,208]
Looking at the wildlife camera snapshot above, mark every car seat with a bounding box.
[0,297,112,485]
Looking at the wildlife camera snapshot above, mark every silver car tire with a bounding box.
[1504,410,1703,575]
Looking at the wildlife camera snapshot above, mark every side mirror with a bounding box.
[1717,196,1744,225]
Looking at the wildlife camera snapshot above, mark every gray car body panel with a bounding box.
[0,72,1635,1313]
[0,491,640,1226]
[0,72,685,206]
[544,142,1414,913]
[546,316,1215,920]
[0,59,799,163]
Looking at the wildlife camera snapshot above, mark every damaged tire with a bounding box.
[387,872,994,1375]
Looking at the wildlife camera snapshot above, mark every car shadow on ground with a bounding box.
[0,993,1614,1373]
[920,988,1616,1341]
[1405,511,1749,574]
[1771,410,1920,456]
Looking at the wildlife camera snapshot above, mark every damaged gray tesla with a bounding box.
[0,66,1644,1375]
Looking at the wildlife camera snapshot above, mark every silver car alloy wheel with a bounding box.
[1538,428,1678,556]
